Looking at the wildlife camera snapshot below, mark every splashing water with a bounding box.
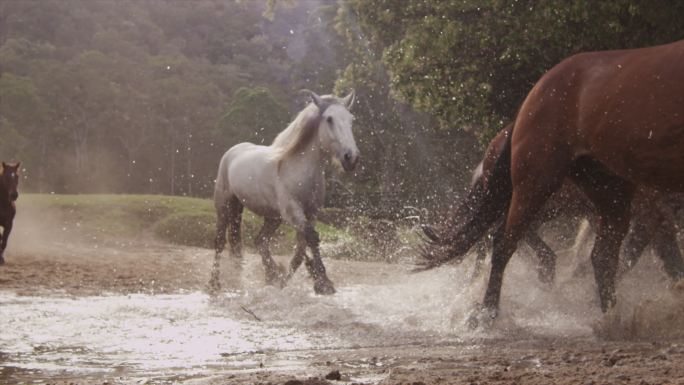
[1,248,681,382]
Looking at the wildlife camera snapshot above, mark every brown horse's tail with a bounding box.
[417,127,513,271]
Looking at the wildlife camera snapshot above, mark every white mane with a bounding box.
[270,95,341,162]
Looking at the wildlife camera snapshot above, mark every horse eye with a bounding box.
[327,116,333,125]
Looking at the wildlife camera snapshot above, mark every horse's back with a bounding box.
[514,39,684,190]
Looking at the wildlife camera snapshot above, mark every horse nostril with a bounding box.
[344,152,352,162]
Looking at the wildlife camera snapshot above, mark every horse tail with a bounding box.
[470,161,484,188]
[213,151,232,210]
[418,125,513,271]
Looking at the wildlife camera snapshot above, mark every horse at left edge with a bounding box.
[0,162,20,265]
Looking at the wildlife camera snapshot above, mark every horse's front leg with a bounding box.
[255,217,285,287]
[301,223,335,294]
[0,221,12,265]
[286,233,307,282]
[570,160,634,312]
[281,202,335,295]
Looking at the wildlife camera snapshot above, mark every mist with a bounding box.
[0,0,478,222]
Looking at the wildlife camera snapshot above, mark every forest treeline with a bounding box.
[2,0,683,217]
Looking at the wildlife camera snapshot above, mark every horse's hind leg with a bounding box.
[214,203,229,257]
[210,195,243,291]
[256,217,286,287]
[569,158,634,312]
[571,218,595,278]
[211,200,230,291]
[476,149,568,325]
[652,212,684,281]
[523,230,557,285]
[479,186,557,323]
[227,196,244,258]
[621,204,655,274]
[470,238,489,282]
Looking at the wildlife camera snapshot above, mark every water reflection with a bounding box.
[0,291,323,377]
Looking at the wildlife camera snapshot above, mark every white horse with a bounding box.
[211,90,359,294]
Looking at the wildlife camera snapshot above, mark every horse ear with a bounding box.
[300,89,323,108]
[342,90,355,110]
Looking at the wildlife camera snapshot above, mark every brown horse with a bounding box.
[0,162,20,265]
[423,124,570,284]
[470,124,596,285]
[422,39,684,326]
[425,124,684,285]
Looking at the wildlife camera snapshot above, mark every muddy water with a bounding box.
[2,222,684,384]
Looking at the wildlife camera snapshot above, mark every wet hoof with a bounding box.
[313,278,336,295]
[208,269,222,294]
[466,305,497,330]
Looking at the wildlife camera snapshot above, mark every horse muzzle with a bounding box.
[341,152,360,172]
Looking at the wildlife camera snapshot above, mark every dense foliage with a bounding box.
[345,0,684,142]
[2,0,683,217]
[0,0,345,196]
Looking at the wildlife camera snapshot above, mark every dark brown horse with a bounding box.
[0,162,20,265]
[422,40,684,326]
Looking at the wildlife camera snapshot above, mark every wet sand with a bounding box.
[2,215,684,384]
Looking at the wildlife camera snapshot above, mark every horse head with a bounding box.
[1,162,21,202]
[302,89,360,172]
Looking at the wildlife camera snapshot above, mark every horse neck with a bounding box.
[278,131,328,171]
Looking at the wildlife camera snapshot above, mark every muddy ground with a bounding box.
[2,212,684,385]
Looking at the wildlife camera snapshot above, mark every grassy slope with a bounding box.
[18,194,348,254]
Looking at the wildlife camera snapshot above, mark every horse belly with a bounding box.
[574,50,684,191]
[586,118,684,191]
[227,149,280,217]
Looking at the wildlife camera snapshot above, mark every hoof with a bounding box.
[314,278,336,295]
[466,304,497,330]
[208,269,221,294]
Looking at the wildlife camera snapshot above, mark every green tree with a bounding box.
[217,86,290,148]
[334,2,481,214]
[347,0,684,144]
